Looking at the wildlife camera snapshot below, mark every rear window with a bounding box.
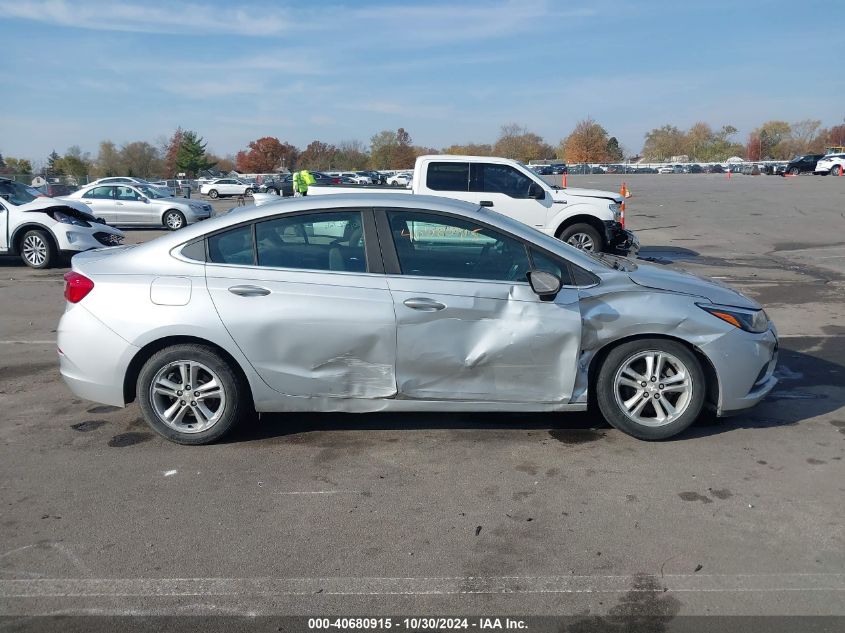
[426,162,469,191]
[207,224,255,265]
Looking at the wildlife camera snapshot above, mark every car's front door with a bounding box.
[205,209,397,399]
[378,208,582,403]
[114,186,153,224]
[79,186,117,223]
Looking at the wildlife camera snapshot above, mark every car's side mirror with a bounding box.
[528,183,545,199]
[141,197,149,203]
[527,270,561,299]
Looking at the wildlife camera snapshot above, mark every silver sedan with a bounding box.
[62,184,212,230]
[57,194,778,444]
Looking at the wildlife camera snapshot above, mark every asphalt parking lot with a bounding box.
[1,175,844,624]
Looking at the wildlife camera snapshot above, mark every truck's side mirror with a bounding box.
[527,270,561,300]
[529,183,545,199]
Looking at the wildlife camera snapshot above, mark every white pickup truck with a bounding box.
[308,155,637,254]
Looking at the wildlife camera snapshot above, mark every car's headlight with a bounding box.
[51,210,89,226]
[609,203,621,222]
[698,303,769,333]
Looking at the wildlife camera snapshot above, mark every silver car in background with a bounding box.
[62,184,212,230]
[57,194,778,444]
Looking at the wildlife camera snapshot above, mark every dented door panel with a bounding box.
[387,276,582,402]
[207,266,397,399]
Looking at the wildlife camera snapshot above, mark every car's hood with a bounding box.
[627,262,760,309]
[26,196,91,214]
[552,187,622,203]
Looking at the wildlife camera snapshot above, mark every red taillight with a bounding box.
[64,272,94,303]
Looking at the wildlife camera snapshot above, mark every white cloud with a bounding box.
[0,0,295,36]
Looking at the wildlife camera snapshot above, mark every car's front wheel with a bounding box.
[832,165,843,177]
[789,167,800,175]
[137,344,248,445]
[596,339,705,440]
[20,229,56,269]
[163,210,186,230]
[558,223,603,252]
[245,188,253,196]
[268,187,280,196]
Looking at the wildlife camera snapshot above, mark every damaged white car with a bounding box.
[0,178,124,268]
[58,194,778,444]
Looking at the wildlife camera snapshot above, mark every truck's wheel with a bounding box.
[558,223,603,252]
[20,229,56,269]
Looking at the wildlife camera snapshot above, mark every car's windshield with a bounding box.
[0,180,42,205]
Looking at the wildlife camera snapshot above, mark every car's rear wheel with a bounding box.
[137,344,248,445]
[20,229,56,269]
[245,188,253,196]
[789,167,800,175]
[163,210,186,230]
[558,223,603,252]
[268,187,280,196]
[596,339,705,440]
[832,165,842,176]
[208,189,219,198]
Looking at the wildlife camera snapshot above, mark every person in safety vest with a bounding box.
[297,169,315,196]
[292,170,302,197]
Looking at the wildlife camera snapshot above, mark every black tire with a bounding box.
[137,344,249,445]
[208,189,219,199]
[19,229,56,269]
[596,338,705,441]
[245,188,253,196]
[390,181,400,187]
[558,223,604,252]
[268,188,280,196]
[163,210,186,231]
[789,167,800,176]
[832,165,842,177]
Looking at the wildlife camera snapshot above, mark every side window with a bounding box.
[207,224,255,266]
[528,248,573,286]
[472,164,535,198]
[255,211,366,272]
[115,186,139,200]
[387,211,530,282]
[426,162,469,192]
[88,186,114,199]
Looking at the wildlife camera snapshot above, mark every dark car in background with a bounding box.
[35,183,77,197]
[261,174,294,196]
[783,154,824,175]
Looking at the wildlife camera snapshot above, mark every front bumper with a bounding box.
[699,323,779,416]
[605,221,639,256]
[55,224,124,253]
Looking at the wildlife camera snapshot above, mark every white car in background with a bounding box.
[340,172,371,184]
[200,178,255,199]
[386,172,413,187]
[85,176,171,196]
[0,177,124,268]
[657,166,675,174]
[815,153,845,176]
[62,183,212,230]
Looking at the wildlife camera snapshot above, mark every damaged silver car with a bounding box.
[57,194,778,444]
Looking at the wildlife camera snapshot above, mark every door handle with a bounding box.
[403,297,446,311]
[479,200,494,207]
[228,285,271,297]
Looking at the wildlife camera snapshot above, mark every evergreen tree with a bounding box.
[175,131,215,177]
[47,150,63,175]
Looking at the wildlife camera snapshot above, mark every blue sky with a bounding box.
[1,0,842,162]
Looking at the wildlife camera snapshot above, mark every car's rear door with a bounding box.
[376,207,582,403]
[204,208,397,399]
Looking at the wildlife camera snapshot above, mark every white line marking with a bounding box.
[1,574,843,598]
[163,470,178,477]
[274,490,356,495]
[0,340,56,345]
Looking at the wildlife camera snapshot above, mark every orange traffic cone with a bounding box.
[619,182,632,198]
[562,173,567,187]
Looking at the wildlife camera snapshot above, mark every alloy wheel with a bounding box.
[165,212,184,229]
[150,360,227,434]
[566,232,595,251]
[613,350,693,427]
[22,234,47,267]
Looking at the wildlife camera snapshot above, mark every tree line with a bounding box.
[2,117,843,180]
